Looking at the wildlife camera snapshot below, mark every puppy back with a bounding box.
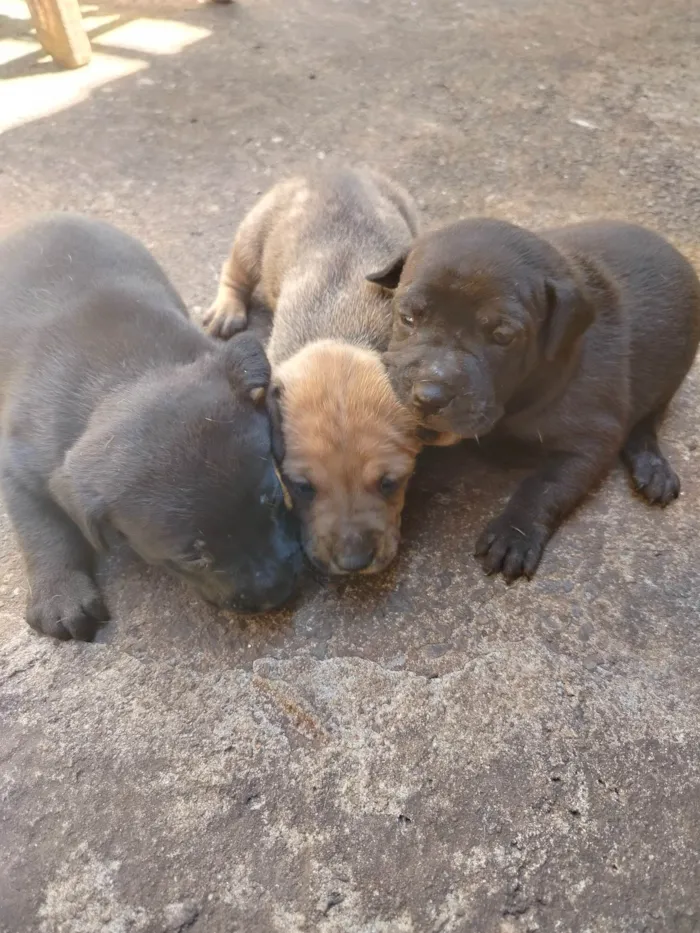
[547,220,700,419]
[256,166,418,365]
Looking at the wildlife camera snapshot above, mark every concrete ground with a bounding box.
[1,0,700,929]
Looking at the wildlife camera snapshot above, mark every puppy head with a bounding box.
[50,333,302,613]
[375,219,595,439]
[271,340,419,576]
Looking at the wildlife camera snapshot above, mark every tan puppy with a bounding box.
[204,166,421,575]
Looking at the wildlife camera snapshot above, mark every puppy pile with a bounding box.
[1,165,699,641]
[204,167,421,575]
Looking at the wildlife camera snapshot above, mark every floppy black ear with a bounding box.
[49,454,109,551]
[366,252,408,291]
[266,382,286,464]
[543,276,595,362]
[222,332,271,403]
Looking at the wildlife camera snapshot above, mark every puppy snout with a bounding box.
[192,548,301,614]
[227,581,294,614]
[412,381,454,414]
[334,533,376,573]
[220,570,298,613]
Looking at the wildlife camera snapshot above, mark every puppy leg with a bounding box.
[621,413,680,506]
[1,468,108,640]
[475,444,618,582]
[203,185,290,340]
[202,237,258,340]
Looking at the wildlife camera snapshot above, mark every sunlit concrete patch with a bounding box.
[0,11,209,135]
[0,37,36,66]
[0,49,147,134]
[0,0,31,19]
[93,18,211,56]
[0,0,34,67]
[78,12,121,31]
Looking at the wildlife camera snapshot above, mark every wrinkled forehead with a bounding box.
[149,410,275,496]
[410,268,509,302]
[142,452,276,523]
[405,225,537,291]
[401,250,538,324]
[285,421,416,488]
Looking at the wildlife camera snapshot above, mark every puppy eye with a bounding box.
[189,556,213,571]
[292,478,316,501]
[379,475,401,497]
[399,311,415,327]
[491,326,516,346]
[166,552,211,573]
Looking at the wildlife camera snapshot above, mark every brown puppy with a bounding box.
[375,219,700,581]
[204,167,421,575]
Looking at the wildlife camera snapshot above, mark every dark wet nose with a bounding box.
[208,541,302,614]
[225,573,298,614]
[334,535,376,573]
[412,381,454,414]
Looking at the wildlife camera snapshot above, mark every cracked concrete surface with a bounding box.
[1,0,700,929]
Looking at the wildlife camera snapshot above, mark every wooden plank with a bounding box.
[26,0,91,69]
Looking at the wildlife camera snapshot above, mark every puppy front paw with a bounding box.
[475,514,550,582]
[201,294,248,340]
[26,572,109,641]
[629,451,680,506]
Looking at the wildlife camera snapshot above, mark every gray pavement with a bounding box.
[1,0,699,929]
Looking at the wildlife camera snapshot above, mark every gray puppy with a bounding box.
[0,214,302,640]
[203,167,422,576]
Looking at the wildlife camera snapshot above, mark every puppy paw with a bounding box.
[26,572,109,641]
[629,451,680,506]
[201,295,248,340]
[475,514,550,582]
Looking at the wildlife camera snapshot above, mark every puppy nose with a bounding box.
[412,381,454,413]
[334,538,376,573]
[335,549,375,573]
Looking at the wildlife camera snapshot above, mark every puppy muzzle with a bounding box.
[192,563,300,614]
[306,527,399,577]
[419,400,503,439]
[411,356,502,438]
[178,529,302,613]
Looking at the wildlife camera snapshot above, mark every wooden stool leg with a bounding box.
[25,0,91,69]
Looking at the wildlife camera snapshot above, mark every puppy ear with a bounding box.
[266,382,286,464]
[543,276,595,362]
[49,455,109,551]
[222,332,271,403]
[366,252,408,291]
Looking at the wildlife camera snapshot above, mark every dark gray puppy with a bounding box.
[0,214,302,640]
[377,219,700,581]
